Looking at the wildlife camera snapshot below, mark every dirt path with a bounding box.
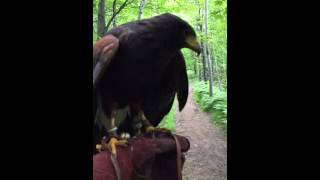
[176,88,227,180]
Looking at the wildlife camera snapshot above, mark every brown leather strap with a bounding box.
[172,134,182,180]
[110,154,121,180]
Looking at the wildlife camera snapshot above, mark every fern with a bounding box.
[193,81,227,132]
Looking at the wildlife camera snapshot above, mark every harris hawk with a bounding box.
[116,50,189,136]
[93,13,200,155]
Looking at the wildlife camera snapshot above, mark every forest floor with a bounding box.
[176,87,227,180]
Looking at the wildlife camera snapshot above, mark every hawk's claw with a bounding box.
[108,137,127,155]
[96,137,127,155]
[146,126,171,137]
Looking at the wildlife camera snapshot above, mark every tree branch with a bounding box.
[138,0,146,20]
[112,0,117,16]
[104,0,135,33]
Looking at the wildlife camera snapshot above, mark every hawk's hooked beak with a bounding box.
[185,36,201,56]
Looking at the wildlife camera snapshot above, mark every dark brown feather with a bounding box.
[93,13,197,145]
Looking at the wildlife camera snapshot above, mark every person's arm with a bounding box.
[93,134,190,180]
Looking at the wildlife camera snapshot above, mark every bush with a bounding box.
[193,81,227,132]
[158,100,177,132]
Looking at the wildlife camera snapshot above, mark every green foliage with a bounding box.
[93,31,98,43]
[181,48,198,80]
[158,99,177,132]
[193,81,227,132]
[93,0,227,132]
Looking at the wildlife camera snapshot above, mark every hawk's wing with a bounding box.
[93,35,119,87]
[175,51,189,111]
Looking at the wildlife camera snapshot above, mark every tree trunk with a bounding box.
[198,8,207,82]
[201,41,207,81]
[196,7,203,81]
[138,0,146,20]
[205,42,213,96]
[97,0,106,39]
[208,44,222,91]
[213,54,222,91]
[204,0,213,96]
[112,1,117,28]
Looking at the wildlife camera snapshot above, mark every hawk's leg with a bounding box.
[130,104,170,137]
[136,110,171,135]
[96,116,127,155]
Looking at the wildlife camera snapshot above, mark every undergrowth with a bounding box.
[158,100,177,132]
[192,81,227,132]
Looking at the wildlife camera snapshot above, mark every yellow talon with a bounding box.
[146,126,170,134]
[96,144,103,151]
[107,137,128,155]
[146,126,156,133]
